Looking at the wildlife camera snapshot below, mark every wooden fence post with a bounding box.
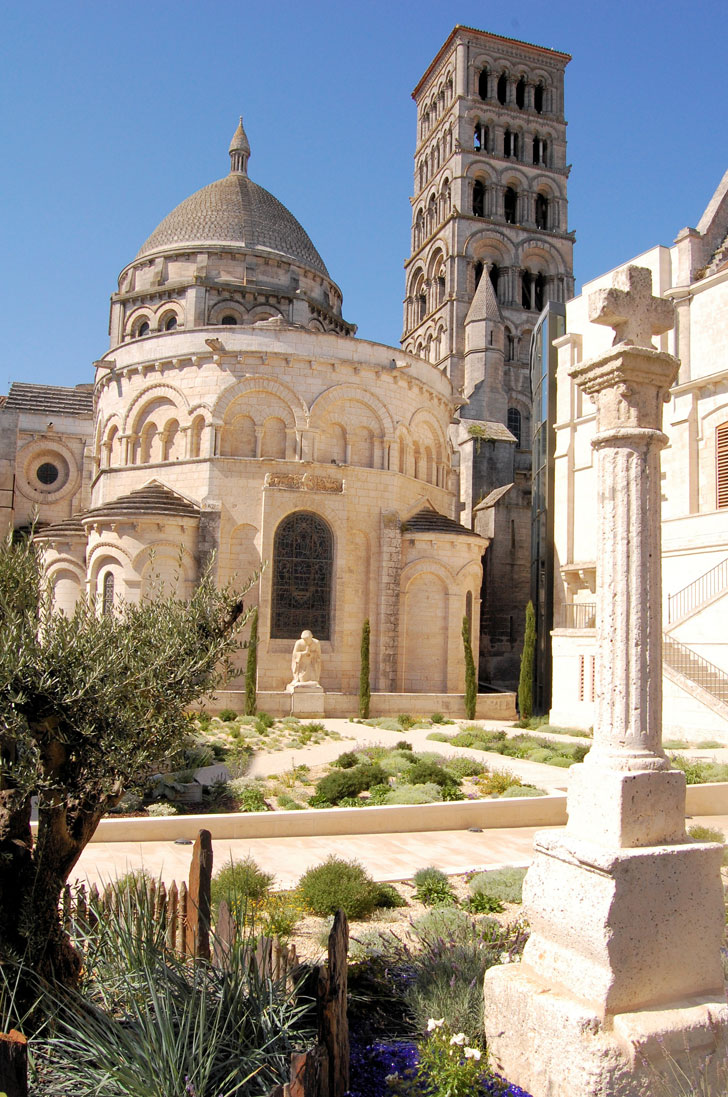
[0,1029,28,1097]
[186,829,213,961]
[318,910,349,1097]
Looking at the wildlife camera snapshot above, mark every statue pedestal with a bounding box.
[285,681,325,717]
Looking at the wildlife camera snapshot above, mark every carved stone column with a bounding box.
[484,267,728,1097]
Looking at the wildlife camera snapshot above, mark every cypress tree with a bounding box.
[462,615,477,720]
[245,606,258,716]
[359,618,371,719]
[518,600,536,722]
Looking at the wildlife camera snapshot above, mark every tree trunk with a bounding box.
[0,788,34,958]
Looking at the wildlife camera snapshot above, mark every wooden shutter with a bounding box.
[718,423,728,509]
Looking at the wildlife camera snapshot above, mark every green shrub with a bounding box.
[382,783,442,805]
[146,801,178,816]
[359,619,371,719]
[518,600,536,720]
[525,747,555,764]
[373,882,407,909]
[696,740,725,749]
[315,762,386,804]
[476,768,521,796]
[687,824,725,843]
[397,713,415,730]
[440,785,465,801]
[229,781,268,812]
[331,750,360,769]
[211,856,273,918]
[427,731,451,743]
[254,712,275,734]
[395,740,414,751]
[258,891,302,939]
[196,711,212,729]
[297,856,381,919]
[277,794,304,810]
[380,749,418,777]
[367,783,391,805]
[469,866,527,905]
[219,708,238,722]
[244,606,258,716]
[465,892,504,914]
[403,759,453,788]
[442,756,486,779]
[500,784,547,797]
[662,739,688,750]
[430,712,445,724]
[462,616,477,721]
[413,867,456,906]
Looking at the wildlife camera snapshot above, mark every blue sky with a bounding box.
[1,0,725,389]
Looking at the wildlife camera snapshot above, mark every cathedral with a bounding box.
[2,26,579,713]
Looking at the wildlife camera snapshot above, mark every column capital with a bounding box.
[569,345,679,434]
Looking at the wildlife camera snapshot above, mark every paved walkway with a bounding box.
[72,812,728,892]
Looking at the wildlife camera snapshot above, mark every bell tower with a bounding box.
[403,26,574,687]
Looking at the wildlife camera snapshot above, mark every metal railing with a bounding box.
[559,602,596,629]
[663,635,728,705]
[667,557,728,624]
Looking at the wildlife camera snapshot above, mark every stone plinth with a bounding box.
[285,681,325,717]
[483,268,728,1095]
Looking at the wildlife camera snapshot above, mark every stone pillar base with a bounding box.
[484,965,728,1097]
[285,682,325,717]
[484,833,727,1096]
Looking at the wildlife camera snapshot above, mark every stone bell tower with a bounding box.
[402,26,575,687]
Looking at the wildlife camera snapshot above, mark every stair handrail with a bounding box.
[667,557,728,624]
[663,633,728,702]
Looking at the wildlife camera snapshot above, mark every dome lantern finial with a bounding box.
[229,116,250,175]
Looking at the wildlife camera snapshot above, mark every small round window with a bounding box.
[36,462,59,486]
[221,315,238,325]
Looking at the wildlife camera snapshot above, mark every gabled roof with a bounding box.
[5,383,94,417]
[82,482,200,522]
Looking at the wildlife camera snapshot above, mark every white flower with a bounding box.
[427,1018,445,1031]
[449,1033,466,1046]
[384,1074,399,1084]
[500,951,512,964]
[464,1047,482,1061]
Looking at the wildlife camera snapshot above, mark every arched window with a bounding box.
[534,83,544,113]
[271,512,333,640]
[497,72,508,105]
[717,423,728,508]
[472,179,485,217]
[535,193,548,230]
[478,69,488,100]
[533,137,548,165]
[504,130,518,158]
[164,315,178,331]
[474,123,482,151]
[516,77,526,109]
[489,263,500,297]
[522,270,532,309]
[137,321,150,338]
[474,261,484,289]
[504,187,517,224]
[534,272,546,311]
[221,314,238,325]
[505,327,515,361]
[102,572,114,616]
[507,407,522,447]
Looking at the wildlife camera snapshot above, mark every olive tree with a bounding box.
[0,533,246,986]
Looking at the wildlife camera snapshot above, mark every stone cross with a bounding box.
[588,264,674,348]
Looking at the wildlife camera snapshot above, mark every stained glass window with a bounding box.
[102,571,114,616]
[271,512,333,639]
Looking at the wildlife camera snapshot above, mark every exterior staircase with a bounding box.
[666,556,728,627]
[662,634,728,711]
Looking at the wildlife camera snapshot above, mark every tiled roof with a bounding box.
[403,508,482,538]
[34,515,86,539]
[82,483,200,522]
[5,383,94,417]
[136,171,329,276]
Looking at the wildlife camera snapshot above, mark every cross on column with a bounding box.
[588,264,674,348]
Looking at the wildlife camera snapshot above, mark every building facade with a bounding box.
[1,118,490,710]
[402,26,574,685]
[550,170,728,738]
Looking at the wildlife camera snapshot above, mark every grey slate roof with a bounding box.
[82,483,200,522]
[403,508,482,538]
[136,172,329,276]
[5,383,94,417]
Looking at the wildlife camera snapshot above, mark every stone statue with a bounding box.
[290,630,322,686]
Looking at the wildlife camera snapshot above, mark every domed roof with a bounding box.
[135,118,329,276]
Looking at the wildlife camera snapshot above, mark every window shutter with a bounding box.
[718,423,728,509]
